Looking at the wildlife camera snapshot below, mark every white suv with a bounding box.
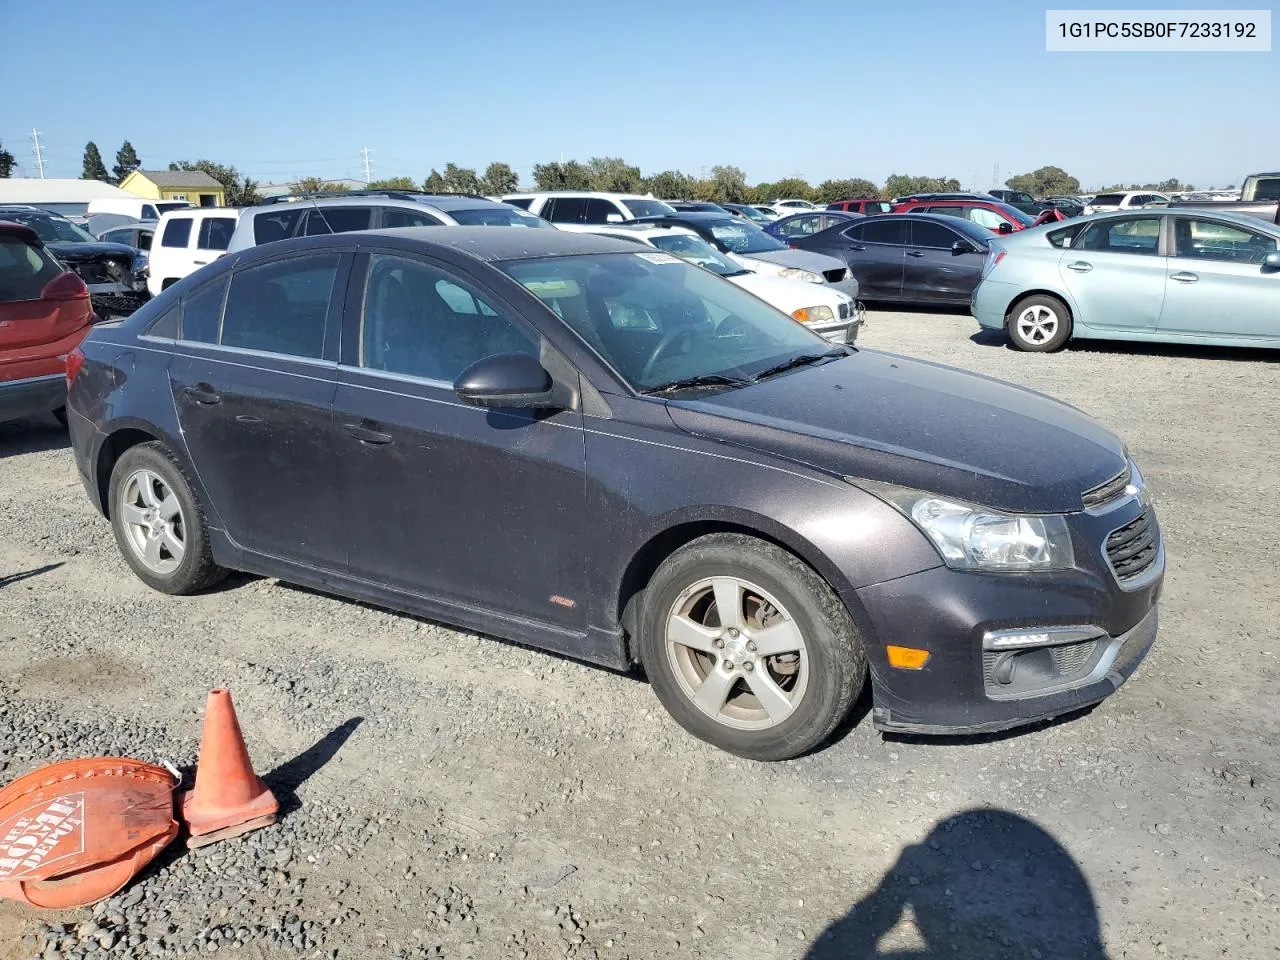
[1083,191,1170,214]
[147,208,243,295]
[502,191,675,224]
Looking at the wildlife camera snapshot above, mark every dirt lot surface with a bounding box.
[1,309,1277,960]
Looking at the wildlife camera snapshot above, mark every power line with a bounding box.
[30,129,45,178]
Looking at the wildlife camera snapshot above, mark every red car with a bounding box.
[827,198,894,215]
[0,221,94,424]
[891,198,1036,235]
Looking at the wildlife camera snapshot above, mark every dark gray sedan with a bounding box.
[66,228,1162,760]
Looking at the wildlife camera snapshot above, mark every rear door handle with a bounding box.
[850,244,867,251]
[906,250,926,258]
[344,422,393,446]
[183,383,220,405]
[1170,271,1198,283]
[1066,261,1093,273]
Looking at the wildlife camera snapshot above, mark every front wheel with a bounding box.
[637,534,866,761]
[1008,294,1072,352]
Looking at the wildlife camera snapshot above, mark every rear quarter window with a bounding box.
[0,236,63,301]
[252,208,306,245]
[1047,225,1085,248]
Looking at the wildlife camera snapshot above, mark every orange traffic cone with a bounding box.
[180,689,278,848]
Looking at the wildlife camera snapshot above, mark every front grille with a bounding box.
[1105,510,1158,581]
[983,636,1101,692]
[72,258,130,285]
[822,268,847,283]
[1082,466,1129,509]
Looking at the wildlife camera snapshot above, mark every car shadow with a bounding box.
[0,416,69,456]
[804,807,1108,959]
[969,327,1279,363]
[867,302,973,317]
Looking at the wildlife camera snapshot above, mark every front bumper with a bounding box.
[855,513,1163,734]
[86,283,149,319]
[810,301,866,343]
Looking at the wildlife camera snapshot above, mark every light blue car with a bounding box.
[971,209,1280,351]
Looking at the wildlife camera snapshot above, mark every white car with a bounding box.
[768,199,819,216]
[86,197,195,222]
[1083,191,1170,214]
[147,208,244,295]
[558,222,863,343]
[502,191,675,224]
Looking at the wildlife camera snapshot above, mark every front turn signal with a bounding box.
[886,645,930,670]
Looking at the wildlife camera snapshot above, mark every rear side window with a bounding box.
[142,205,159,220]
[197,217,237,251]
[303,207,373,236]
[146,304,180,338]
[0,235,62,301]
[161,217,193,248]
[858,218,907,245]
[252,208,305,245]
[180,277,227,343]
[221,253,340,358]
[1076,217,1162,256]
[382,208,443,228]
[504,197,534,210]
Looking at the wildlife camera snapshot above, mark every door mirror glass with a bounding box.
[454,353,556,409]
[1264,251,1280,270]
[952,240,978,256]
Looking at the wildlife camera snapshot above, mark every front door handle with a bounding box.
[344,422,393,446]
[183,383,220,405]
[906,250,925,258]
[1066,261,1093,273]
[1170,271,1199,283]
[850,244,867,251]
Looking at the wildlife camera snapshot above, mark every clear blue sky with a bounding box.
[2,0,1274,190]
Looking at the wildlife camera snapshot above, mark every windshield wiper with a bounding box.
[641,373,752,395]
[751,349,847,382]
[720,268,753,277]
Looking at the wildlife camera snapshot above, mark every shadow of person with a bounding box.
[805,808,1107,960]
[262,716,364,817]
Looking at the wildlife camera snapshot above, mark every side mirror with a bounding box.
[454,353,556,409]
[1264,251,1280,271]
[997,222,1014,234]
[952,240,978,256]
[606,213,624,224]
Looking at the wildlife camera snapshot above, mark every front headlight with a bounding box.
[851,480,1075,571]
[780,267,823,283]
[791,305,834,323]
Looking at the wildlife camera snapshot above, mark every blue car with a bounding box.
[972,209,1280,351]
[765,210,862,243]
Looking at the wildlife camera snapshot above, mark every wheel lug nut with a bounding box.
[746,641,756,652]
[713,638,724,649]
[722,660,733,671]
[727,628,739,638]
[744,661,755,671]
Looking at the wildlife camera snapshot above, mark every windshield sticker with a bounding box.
[635,252,680,265]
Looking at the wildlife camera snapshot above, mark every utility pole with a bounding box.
[361,147,372,185]
[992,162,999,190]
[30,129,45,179]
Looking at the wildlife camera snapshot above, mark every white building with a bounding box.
[0,178,136,217]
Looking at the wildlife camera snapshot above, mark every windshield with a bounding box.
[703,218,787,253]
[447,206,551,228]
[737,207,771,222]
[502,252,830,390]
[6,213,96,243]
[647,233,745,277]
[622,198,676,219]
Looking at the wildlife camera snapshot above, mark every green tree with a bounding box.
[644,169,698,199]
[1156,178,1189,192]
[532,160,592,191]
[441,162,480,194]
[479,162,519,195]
[882,174,961,199]
[758,177,815,202]
[586,157,642,193]
[168,160,260,206]
[816,178,879,203]
[368,176,419,190]
[1005,166,1080,197]
[113,141,140,183]
[82,142,109,181]
[291,177,349,194]
[704,165,749,203]
[423,169,447,192]
[0,140,17,178]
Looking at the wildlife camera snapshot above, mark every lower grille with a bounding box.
[1105,511,1158,581]
[983,636,1103,695]
[1049,639,1096,675]
[838,301,852,319]
[822,268,847,283]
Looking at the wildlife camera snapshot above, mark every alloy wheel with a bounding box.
[1015,305,1060,345]
[119,469,186,575]
[664,576,809,730]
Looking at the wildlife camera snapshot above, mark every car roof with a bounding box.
[642,211,741,223]
[777,210,859,219]
[576,223,699,240]
[502,191,659,200]
[862,211,996,239]
[363,226,652,261]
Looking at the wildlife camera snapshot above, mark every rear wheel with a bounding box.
[637,534,866,761]
[108,442,226,594]
[1008,294,1072,352]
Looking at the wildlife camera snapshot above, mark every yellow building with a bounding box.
[119,169,225,207]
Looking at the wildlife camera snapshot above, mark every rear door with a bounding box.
[1057,215,1167,332]
[168,252,350,567]
[902,219,981,302]
[838,218,906,298]
[1157,216,1280,339]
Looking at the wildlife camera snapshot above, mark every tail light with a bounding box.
[789,242,799,249]
[42,271,90,302]
[66,347,86,386]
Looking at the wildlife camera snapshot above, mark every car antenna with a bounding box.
[308,199,335,236]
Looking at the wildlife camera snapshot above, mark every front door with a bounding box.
[1058,215,1167,331]
[1158,216,1280,339]
[168,252,348,568]
[334,250,588,630]
[837,218,906,299]
[902,219,983,302]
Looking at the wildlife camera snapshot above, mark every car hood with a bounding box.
[46,240,138,262]
[737,248,847,274]
[729,272,851,312]
[665,349,1127,513]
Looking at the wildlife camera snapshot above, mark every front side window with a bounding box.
[1174,218,1278,264]
[775,215,825,238]
[968,207,1005,230]
[647,234,746,277]
[503,253,831,390]
[857,218,907,245]
[360,254,538,382]
[447,206,551,228]
[545,198,588,224]
[382,208,442,228]
[102,229,131,246]
[161,218,193,248]
[303,207,372,236]
[623,198,676,219]
[179,276,227,344]
[910,220,960,249]
[583,198,623,224]
[221,254,339,358]
[197,217,237,251]
[1076,217,1162,256]
[705,219,786,254]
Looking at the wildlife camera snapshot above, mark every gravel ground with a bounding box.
[1,307,1277,959]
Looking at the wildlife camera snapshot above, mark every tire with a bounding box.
[51,407,68,427]
[1007,294,1072,352]
[637,533,867,761]
[108,442,227,594]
